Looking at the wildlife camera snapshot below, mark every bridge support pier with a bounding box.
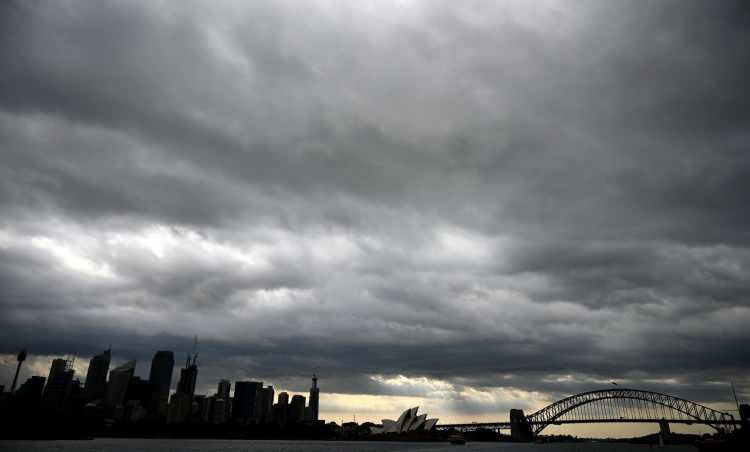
[510,409,532,442]
[658,419,671,445]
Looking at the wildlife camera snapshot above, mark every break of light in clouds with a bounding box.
[1,0,749,437]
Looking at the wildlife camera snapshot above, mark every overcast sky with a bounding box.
[1,0,749,435]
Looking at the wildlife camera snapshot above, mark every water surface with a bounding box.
[0,438,698,452]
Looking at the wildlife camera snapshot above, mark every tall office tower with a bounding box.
[42,358,75,410]
[273,391,289,425]
[288,394,306,424]
[194,394,207,420]
[176,359,198,398]
[232,381,263,424]
[217,379,231,419]
[200,395,212,423]
[255,385,274,423]
[167,392,193,424]
[70,378,83,399]
[308,374,320,421]
[106,360,136,407]
[167,353,199,424]
[16,376,46,406]
[83,349,110,400]
[217,379,231,400]
[148,350,174,416]
[211,397,228,424]
[125,375,150,406]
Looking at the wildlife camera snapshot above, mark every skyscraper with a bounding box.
[211,397,228,424]
[167,353,198,424]
[42,358,74,410]
[125,375,150,406]
[232,381,262,424]
[106,360,135,407]
[16,376,46,406]
[176,358,198,398]
[148,350,174,416]
[309,374,320,421]
[273,391,289,425]
[256,385,274,423]
[217,379,231,402]
[167,392,193,424]
[217,379,231,420]
[83,349,110,400]
[288,394,306,424]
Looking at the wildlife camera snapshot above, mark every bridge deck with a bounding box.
[437,419,742,430]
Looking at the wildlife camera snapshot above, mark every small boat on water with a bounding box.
[448,434,466,445]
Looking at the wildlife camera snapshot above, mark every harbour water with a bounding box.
[0,439,698,452]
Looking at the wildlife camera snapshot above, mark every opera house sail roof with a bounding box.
[370,407,438,434]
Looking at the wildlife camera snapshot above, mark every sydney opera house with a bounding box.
[369,407,438,434]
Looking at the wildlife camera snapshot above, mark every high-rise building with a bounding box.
[309,374,320,421]
[200,395,214,423]
[288,394,306,424]
[176,357,198,399]
[42,358,74,410]
[194,394,207,420]
[83,349,110,400]
[125,375,150,406]
[16,376,46,406]
[148,350,174,416]
[217,379,231,420]
[273,391,289,425]
[70,378,83,400]
[217,379,231,401]
[106,360,135,407]
[167,392,193,424]
[167,353,198,424]
[211,397,228,424]
[256,385,274,423]
[232,381,262,424]
[199,394,228,425]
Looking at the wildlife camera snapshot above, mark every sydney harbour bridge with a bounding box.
[437,388,745,441]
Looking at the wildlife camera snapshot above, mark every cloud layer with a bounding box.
[1,0,749,427]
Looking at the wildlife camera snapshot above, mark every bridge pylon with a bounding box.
[658,419,671,445]
[510,408,533,442]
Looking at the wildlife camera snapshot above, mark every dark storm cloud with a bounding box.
[2,0,750,416]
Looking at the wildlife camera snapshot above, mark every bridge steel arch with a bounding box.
[526,388,736,435]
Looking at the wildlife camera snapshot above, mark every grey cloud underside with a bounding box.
[1,0,750,413]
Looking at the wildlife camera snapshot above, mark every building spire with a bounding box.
[192,335,199,366]
[10,349,27,394]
